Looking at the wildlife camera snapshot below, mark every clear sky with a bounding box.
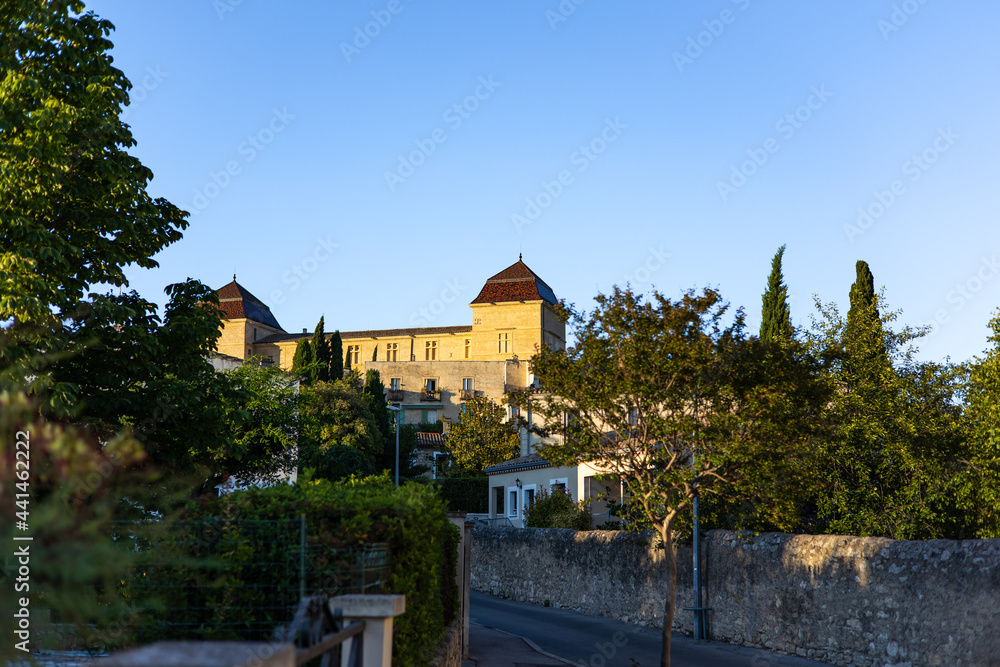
[82,0,1000,363]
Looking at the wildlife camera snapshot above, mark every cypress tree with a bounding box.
[310,317,330,383]
[362,369,394,474]
[291,338,313,384]
[372,346,378,362]
[760,244,793,342]
[329,331,344,381]
[844,260,889,380]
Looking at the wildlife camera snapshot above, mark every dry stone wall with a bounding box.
[471,526,1000,666]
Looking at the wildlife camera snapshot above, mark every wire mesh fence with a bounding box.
[119,518,388,643]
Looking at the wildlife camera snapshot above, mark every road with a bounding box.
[470,590,830,667]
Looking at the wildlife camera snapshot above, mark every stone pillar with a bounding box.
[331,594,406,667]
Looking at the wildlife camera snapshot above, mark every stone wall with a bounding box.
[471,526,1000,666]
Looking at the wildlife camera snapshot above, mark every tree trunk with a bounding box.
[660,520,676,667]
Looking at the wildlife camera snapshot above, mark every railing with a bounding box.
[387,389,404,402]
[275,595,364,666]
[504,383,523,394]
[459,389,477,400]
[95,594,406,667]
[473,516,516,528]
[420,389,441,402]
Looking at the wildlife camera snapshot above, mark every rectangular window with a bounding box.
[389,377,401,390]
[352,346,359,364]
[497,332,509,353]
[525,488,535,508]
[494,486,505,516]
[425,340,437,360]
[464,339,471,359]
[386,342,397,362]
[462,377,473,391]
[509,490,517,517]
[426,409,438,423]
[424,378,437,392]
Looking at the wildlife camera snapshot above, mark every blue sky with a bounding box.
[84,0,1000,363]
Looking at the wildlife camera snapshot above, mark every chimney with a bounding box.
[302,328,307,334]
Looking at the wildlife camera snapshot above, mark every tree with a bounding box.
[329,330,344,381]
[1,0,187,414]
[446,395,520,474]
[946,313,1000,538]
[362,369,397,472]
[291,338,314,384]
[524,287,830,667]
[372,346,378,362]
[310,317,330,384]
[806,288,966,539]
[298,379,382,480]
[844,260,889,381]
[223,358,299,486]
[760,244,792,342]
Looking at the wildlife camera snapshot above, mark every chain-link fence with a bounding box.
[120,519,388,643]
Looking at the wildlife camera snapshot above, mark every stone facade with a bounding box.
[470,526,1000,666]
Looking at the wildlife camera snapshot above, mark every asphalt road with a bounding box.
[470,590,830,667]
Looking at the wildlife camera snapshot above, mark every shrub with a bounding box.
[131,475,458,666]
[413,476,489,513]
[524,489,591,530]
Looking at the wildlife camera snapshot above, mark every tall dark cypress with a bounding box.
[760,244,793,342]
[310,316,330,383]
[844,260,889,380]
[290,337,313,384]
[329,331,344,381]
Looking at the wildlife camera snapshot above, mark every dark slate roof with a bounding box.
[416,432,445,448]
[470,257,557,306]
[215,279,284,331]
[257,325,472,345]
[484,452,551,475]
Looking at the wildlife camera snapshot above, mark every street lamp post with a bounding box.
[387,404,401,487]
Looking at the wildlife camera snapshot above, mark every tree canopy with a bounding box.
[446,395,520,475]
[524,286,830,666]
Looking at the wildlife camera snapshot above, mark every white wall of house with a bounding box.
[486,461,618,527]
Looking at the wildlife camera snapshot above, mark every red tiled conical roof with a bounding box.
[215,278,284,331]
[470,257,557,305]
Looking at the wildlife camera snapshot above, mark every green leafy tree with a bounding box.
[291,337,314,384]
[950,313,1000,538]
[299,379,382,479]
[329,330,344,381]
[0,0,187,414]
[446,395,520,475]
[806,287,966,539]
[760,244,793,342]
[310,317,330,384]
[524,287,830,667]
[223,358,299,486]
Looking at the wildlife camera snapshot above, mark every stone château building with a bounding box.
[214,256,565,429]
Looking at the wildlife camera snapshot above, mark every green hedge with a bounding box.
[136,475,458,666]
[410,476,488,513]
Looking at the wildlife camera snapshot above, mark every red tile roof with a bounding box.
[258,325,472,345]
[470,258,557,305]
[214,278,284,331]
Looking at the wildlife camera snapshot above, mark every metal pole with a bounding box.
[299,515,307,602]
[692,490,702,640]
[394,406,400,488]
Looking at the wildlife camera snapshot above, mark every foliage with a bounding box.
[949,313,1000,538]
[415,476,489,513]
[0,390,165,659]
[806,286,967,539]
[310,317,331,384]
[523,286,831,666]
[222,359,299,486]
[290,338,314,384]
[299,379,383,480]
[524,488,591,530]
[329,331,344,381]
[362,369,394,468]
[0,0,187,403]
[760,244,792,342]
[151,475,459,666]
[446,395,520,474]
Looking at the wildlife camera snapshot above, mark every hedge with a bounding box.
[131,475,458,666]
[410,476,488,513]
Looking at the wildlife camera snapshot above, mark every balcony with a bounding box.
[420,389,441,402]
[460,389,477,400]
[387,389,404,402]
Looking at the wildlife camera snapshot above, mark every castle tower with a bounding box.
[214,277,285,360]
